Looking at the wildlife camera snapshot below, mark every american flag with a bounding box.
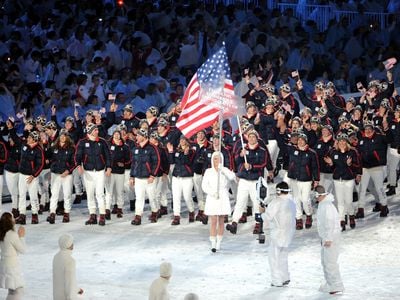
[176,45,241,138]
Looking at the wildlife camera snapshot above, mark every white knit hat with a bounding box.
[159,262,172,277]
[58,234,74,250]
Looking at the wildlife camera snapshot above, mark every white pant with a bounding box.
[134,177,157,215]
[155,175,169,207]
[50,173,73,213]
[73,168,83,195]
[18,174,39,214]
[232,179,257,222]
[5,171,19,209]
[38,168,50,204]
[359,166,387,207]
[387,147,400,187]
[321,240,344,292]
[268,239,290,286]
[267,139,279,169]
[334,179,355,220]
[84,170,106,215]
[105,173,125,209]
[193,173,205,210]
[123,169,135,202]
[172,177,194,216]
[290,179,312,219]
[320,173,334,194]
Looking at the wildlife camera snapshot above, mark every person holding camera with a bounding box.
[260,181,296,287]
[0,212,26,299]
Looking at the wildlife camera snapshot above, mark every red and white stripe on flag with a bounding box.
[176,45,239,138]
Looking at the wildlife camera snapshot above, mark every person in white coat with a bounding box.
[202,151,236,252]
[315,185,344,294]
[0,212,26,300]
[52,234,83,300]
[260,181,296,287]
[148,262,172,300]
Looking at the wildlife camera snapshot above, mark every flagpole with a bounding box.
[237,115,248,165]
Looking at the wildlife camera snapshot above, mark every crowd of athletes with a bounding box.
[0,0,400,231]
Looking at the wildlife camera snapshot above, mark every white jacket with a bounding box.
[148,277,170,300]
[53,249,79,300]
[317,193,341,243]
[0,230,26,290]
[202,167,236,200]
[263,194,296,247]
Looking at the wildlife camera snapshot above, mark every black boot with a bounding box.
[226,222,237,234]
[47,213,56,224]
[73,194,82,204]
[349,215,356,228]
[372,203,382,212]
[85,214,97,225]
[386,186,396,196]
[131,215,141,225]
[16,214,26,225]
[98,214,106,226]
[56,201,65,215]
[62,213,70,223]
[105,209,111,220]
[129,200,136,211]
[380,205,389,217]
[355,208,364,219]
[340,221,346,231]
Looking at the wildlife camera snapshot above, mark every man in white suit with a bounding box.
[260,181,296,287]
[52,234,83,300]
[315,185,344,294]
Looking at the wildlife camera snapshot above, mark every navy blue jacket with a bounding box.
[329,149,362,180]
[287,145,320,182]
[357,132,389,168]
[4,128,22,173]
[19,143,45,177]
[50,144,76,174]
[74,137,111,171]
[109,140,132,174]
[130,141,161,178]
[235,143,271,180]
[168,148,195,177]
[313,137,334,174]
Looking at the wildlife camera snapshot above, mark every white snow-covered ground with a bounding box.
[1,193,400,300]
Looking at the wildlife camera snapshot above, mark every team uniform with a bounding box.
[47,137,76,223]
[74,126,112,225]
[16,133,45,224]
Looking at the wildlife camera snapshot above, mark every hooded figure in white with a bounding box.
[52,234,82,300]
[202,151,236,251]
[315,186,344,294]
[261,181,296,287]
[149,262,172,300]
